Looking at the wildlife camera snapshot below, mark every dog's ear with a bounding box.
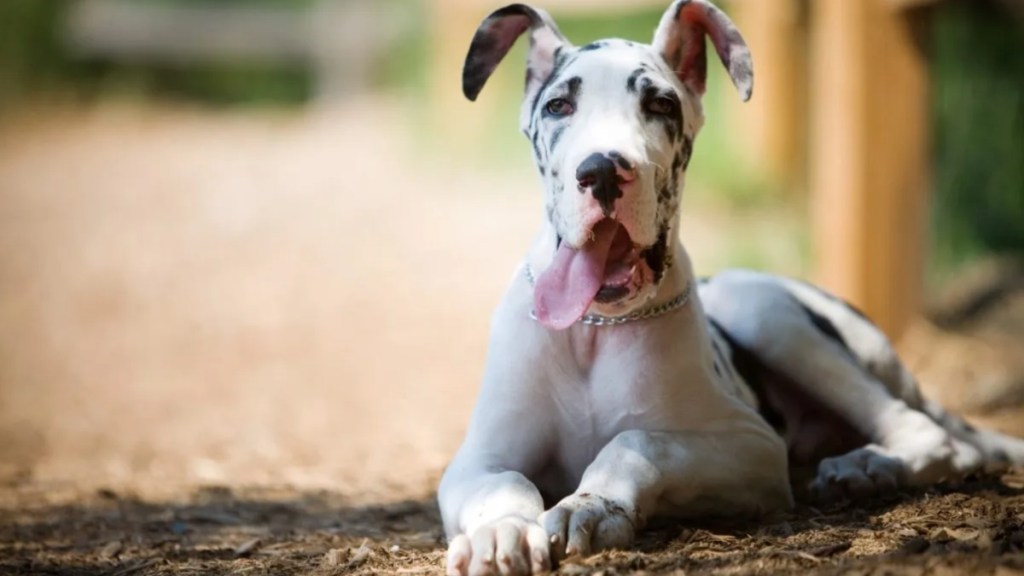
[463,4,569,127]
[652,0,753,102]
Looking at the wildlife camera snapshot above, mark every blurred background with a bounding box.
[0,0,1021,500]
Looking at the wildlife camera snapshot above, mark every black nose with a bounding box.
[576,153,622,216]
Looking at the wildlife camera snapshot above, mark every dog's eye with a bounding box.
[545,98,574,117]
[645,96,677,116]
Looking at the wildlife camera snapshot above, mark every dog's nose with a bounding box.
[576,152,635,216]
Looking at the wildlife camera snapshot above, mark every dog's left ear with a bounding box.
[652,0,753,102]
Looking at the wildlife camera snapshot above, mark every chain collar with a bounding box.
[523,263,692,327]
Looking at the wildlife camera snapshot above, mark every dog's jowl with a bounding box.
[439,1,1024,575]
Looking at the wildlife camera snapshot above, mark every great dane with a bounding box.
[438,1,1024,574]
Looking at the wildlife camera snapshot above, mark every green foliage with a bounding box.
[0,0,315,107]
[931,0,1024,282]
[0,0,71,103]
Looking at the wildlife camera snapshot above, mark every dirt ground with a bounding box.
[1,103,1023,575]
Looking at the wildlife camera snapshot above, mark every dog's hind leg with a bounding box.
[776,275,1024,471]
[701,270,992,499]
[918,397,1024,470]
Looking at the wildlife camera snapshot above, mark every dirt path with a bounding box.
[1,103,1022,575]
[2,474,1022,575]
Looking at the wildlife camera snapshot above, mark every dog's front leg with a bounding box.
[439,301,557,576]
[541,425,792,557]
[439,462,550,576]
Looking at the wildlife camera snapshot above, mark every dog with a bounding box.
[437,2,1024,574]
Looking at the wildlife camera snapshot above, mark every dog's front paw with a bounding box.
[539,492,636,559]
[446,516,550,576]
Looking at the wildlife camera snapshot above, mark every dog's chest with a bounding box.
[532,322,758,499]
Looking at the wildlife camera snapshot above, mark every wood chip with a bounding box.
[100,540,123,559]
[810,541,852,557]
[324,548,347,567]
[794,551,824,563]
[346,539,372,569]
[233,537,262,557]
[110,557,162,576]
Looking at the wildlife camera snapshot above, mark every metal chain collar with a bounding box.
[523,262,692,327]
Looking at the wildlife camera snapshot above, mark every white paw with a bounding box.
[883,411,984,484]
[811,444,905,500]
[446,516,550,576]
[538,492,636,559]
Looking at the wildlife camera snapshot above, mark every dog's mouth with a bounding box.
[534,218,652,330]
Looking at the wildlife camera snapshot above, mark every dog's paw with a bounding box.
[446,516,549,576]
[810,444,905,501]
[882,411,984,483]
[539,492,636,559]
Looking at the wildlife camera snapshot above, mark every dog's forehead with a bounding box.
[555,41,674,89]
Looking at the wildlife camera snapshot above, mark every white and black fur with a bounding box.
[440,2,1024,575]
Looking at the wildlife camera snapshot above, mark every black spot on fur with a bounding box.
[712,339,728,367]
[579,41,608,52]
[681,136,694,170]
[792,279,871,322]
[550,125,566,152]
[643,226,671,283]
[672,150,684,176]
[672,136,694,175]
[531,129,542,163]
[607,151,633,172]
[658,184,674,203]
[626,68,645,93]
[565,76,582,101]
[709,321,787,432]
[796,301,853,356]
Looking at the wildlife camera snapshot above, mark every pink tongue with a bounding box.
[534,220,620,330]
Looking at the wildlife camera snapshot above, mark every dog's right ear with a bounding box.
[463,4,568,121]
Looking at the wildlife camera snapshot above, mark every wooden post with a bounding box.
[809,0,929,338]
[727,0,807,188]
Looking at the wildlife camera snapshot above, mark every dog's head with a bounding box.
[464,1,752,329]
